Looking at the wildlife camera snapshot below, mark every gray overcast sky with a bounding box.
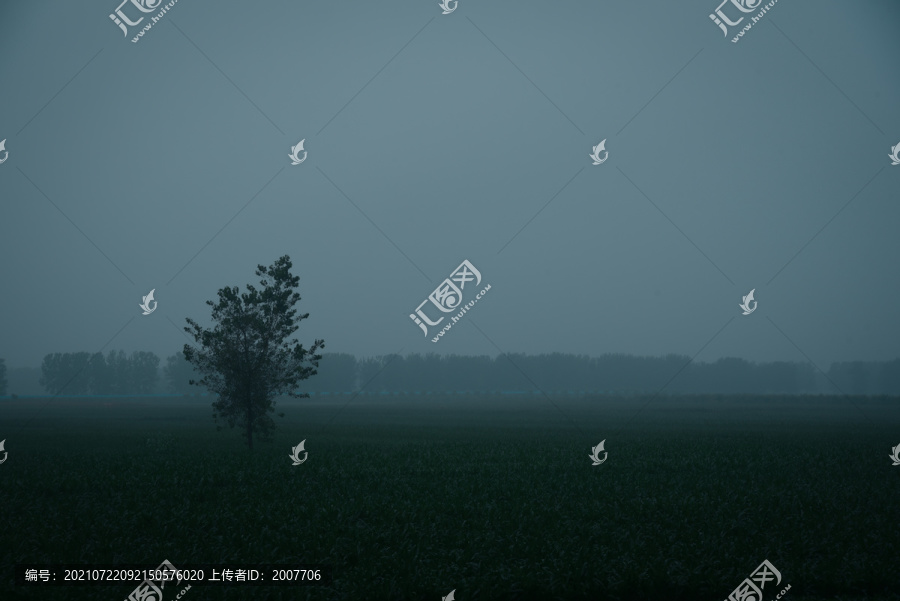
[1,1,898,369]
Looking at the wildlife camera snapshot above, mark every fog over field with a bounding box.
[2,1,900,600]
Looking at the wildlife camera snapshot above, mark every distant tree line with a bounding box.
[299,352,900,396]
[38,351,161,395]
[827,359,900,395]
[3,352,900,397]
[28,351,206,396]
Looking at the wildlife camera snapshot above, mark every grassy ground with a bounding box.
[2,393,899,600]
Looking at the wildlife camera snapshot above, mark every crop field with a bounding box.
[2,393,900,600]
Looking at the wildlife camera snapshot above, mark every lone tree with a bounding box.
[183,255,324,449]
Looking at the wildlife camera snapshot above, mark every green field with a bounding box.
[2,394,899,600]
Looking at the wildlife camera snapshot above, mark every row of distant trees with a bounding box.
[3,352,900,397]
[1,352,207,397]
[38,351,163,395]
[308,352,900,395]
[27,351,203,396]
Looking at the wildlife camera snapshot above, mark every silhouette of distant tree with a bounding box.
[879,359,900,395]
[130,351,160,393]
[106,350,133,395]
[39,352,91,395]
[828,361,880,395]
[88,352,111,394]
[164,353,205,395]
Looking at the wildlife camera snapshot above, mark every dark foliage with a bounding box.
[183,255,324,449]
